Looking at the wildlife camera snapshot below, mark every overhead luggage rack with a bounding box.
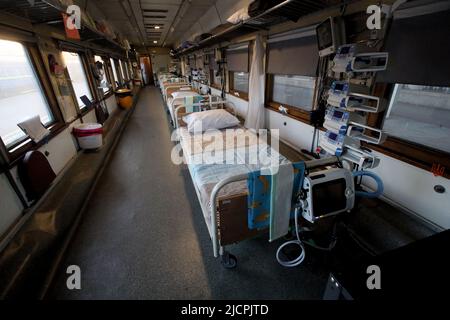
[0,0,62,24]
[0,0,126,52]
[176,0,330,56]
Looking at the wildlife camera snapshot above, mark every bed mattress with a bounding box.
[178,127,290,226]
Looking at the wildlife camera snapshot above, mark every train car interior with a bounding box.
[0,0,449,303]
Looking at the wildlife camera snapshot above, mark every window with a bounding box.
[94,55,110,94]
[119,60,127,81]
[210,68,221,88]
[383,84,450,154]
[110,58,119,86]
[62,51,93,108]
[0,39,54,147]
[124,62,131,80]
[230,71,249,95]
[272,75,316,111]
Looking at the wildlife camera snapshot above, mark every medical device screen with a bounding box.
[333,110,344,119]
[312,178,347,216]
[317,19,333,51]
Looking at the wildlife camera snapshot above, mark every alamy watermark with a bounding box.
[66,265,81,290]
[366,4,382,30]
[366,265,381,290]
[65,5,81,31]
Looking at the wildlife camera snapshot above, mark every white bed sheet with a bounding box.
[178,127,290,225]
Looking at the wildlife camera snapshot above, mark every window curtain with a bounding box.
[245,35,265,130]
[181,57,187,76]
[209,52,218,70]
[195,54,203,69]
[267,26,318,76]
[188,55,195,69]
[226,43,249,72]
[377,2,450,86]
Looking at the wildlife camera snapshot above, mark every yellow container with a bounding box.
[115,89,133,109]
[118,95,133,109]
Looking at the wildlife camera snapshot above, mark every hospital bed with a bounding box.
[164,84,199,125]
[156,72,176,85]
[162,81,192,102]
[174,103,310,268]
[155,72,189,96]
[166,90,225,127]
[156,73,172,89]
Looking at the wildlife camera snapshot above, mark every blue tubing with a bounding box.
[353,171,384,198]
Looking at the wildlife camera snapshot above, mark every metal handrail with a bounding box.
[163,83,191,101]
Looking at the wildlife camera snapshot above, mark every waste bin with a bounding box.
[73,123,103,149]
[115,88,133,109]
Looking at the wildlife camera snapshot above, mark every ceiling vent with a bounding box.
[143,9,168,13]
[143,15,166,19]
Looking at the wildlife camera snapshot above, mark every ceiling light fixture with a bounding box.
[155,26,160,29]
[153,40,157,44]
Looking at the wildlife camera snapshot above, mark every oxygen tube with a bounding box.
[352,170,384,198]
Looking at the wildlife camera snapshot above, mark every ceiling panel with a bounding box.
[137,0,181,46]
[89,0,218,47]
[90,0,329,48]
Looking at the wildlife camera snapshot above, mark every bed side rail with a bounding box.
[174,99,238,128]
[163,83,191,101]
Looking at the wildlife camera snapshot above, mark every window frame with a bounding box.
[228,70,249,101]
[0,40,65,163]
[366,83,450,179]
[265,74,318,123]
[62,50,96,112]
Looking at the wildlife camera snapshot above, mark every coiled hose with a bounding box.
[276,207,306,267]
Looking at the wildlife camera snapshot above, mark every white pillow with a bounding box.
[183,109,240,133]
[227,7,249,24]
[171,91,198,99]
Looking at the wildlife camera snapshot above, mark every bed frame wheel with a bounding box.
[221,252,237,269]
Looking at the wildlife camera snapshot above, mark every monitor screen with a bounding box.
[333,82,346,91]
[312,178,347,217]
[328,132,338,141]
[316,18,334,51]
[333,110,344,119]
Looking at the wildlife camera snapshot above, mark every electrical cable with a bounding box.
[303,221,338,251]
[303,239,336,251]
[276,207,306,267]
[276,206,339,266]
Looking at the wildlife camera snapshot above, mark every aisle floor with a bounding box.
[49,86,328,299]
